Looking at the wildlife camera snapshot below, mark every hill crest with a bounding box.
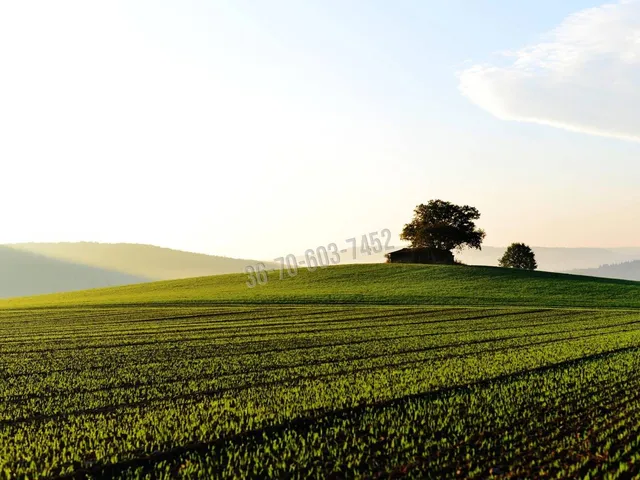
[3,263,638,310]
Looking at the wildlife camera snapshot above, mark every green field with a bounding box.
[2,265,640,478]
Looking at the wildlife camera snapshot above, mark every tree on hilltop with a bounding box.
[400,200,485,255]
[499,243,537,270]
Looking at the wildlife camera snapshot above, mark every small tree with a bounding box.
[400,200,485,253]
[499,243,537,270]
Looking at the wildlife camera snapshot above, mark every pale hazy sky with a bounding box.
[1,0,639,260]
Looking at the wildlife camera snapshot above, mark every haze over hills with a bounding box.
[455,246,640,272]
[0,243,273,298]
[337,245,640,274]
[567,260,640,282]
[0,246,149,299]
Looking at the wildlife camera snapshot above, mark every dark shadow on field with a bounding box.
[0,246,150,298]
[43,344,640,479]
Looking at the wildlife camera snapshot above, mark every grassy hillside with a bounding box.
[8,242,273,280]
[3,263,639,309]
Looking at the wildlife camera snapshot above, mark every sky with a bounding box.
[1,0,639,260]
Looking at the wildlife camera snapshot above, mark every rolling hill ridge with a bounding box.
[3,263,639,309]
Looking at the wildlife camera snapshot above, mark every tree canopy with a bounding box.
[400,200,485,252]
[499,243,538,270]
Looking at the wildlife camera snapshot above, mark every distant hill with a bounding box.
[0,246,149,298]
[0,243,273,298]
[567,260,640,281]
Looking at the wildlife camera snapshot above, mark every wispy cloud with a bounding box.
[459,0,640,142]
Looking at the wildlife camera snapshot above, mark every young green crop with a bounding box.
[2,302,640,478]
